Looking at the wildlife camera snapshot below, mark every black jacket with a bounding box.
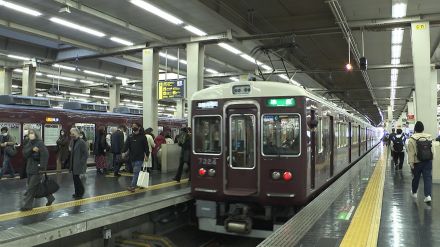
[94,133,107,156]
[111,130,124,154]
[123,132,149,162]
[23,139,49,175]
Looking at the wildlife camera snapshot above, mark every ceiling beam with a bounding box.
[348,13,440,28]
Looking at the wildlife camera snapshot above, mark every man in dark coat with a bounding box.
[69,127,88,199]
[174,127,191,182]
[0,126,16,179]
[21,129,53,211]
[111,125,125,177]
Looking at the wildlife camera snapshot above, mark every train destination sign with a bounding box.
[158,79,185,100]
[266,98,296,107]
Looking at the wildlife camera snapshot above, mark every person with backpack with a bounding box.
[407,121,433,203]
[391,128,406,170]
[0,127,17,179]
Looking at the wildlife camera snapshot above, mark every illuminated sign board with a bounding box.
[266,98,296,107]
[45,117,60,123]
[158,79,185,100]
[196,101,218,109]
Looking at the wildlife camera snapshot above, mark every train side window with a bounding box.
[230,114,255,168]
[74,123,95,143]
[0,123,20,144]
[44,124,62,146]
[317,117,323,153]
[352,126,358,144]
[262,114,301,156]
[23,123,42,142]
[193,116,221,154]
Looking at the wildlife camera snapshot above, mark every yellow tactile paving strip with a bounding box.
[339,149,386,247]
[0,179,189,222]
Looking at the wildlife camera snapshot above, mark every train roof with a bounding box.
[191,81,372,127]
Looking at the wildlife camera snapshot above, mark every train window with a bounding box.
[193,116,221,154]
[0,123,20,144]
[74,123,95,143]
[23,123,42,142]
[317,118,323,153]
[262,114,300,156]
[337,123,348,148]
[44,124,62,146]
[230,114,255,169]
[352,126,358,144]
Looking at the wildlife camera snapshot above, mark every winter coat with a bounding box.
[56,135,70,163]
[69,138,88,175]
[110,130,124,154]
[153,135,166,155]
[94,133,107,156]
[23,139,49,175]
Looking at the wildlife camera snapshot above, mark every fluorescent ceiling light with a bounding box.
[116,77,129,81]
[36,72,43,76]
[132,100,143,104]
[52,63,76,71]
[84,70,113,78]
[92,95,109,100]
[47,95,63,99]
[391,58,400,65]
[391,28,404,45]
[0,1,42,16]
[179,59,187,65]
[230,77,239,82]
[130,0,183,25]
[159,52,177,60]
[218,43,241,54]
[7,54,30,61]
[13,69,23,73]
[70,92,89,97]
[278,74,289,81]
[183,25,207,36]
[206,68,218,74]
[11,85,19,88]
[47,74,77,82]
[240,54,256,63]
[392,3,407,18]
[80,79,95,84]
[391,45,402,58]
[125,103,141,108]
[110,37,134,46]
[261,64,272,71]
[49,17,106,37]
[391,68,399,76]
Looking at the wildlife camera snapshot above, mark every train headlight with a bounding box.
[271,171,281,180]
[282,171,293,181]
[208,168,216,177]
[198,168,207,176]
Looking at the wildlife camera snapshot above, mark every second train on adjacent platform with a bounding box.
[190,80,380,237]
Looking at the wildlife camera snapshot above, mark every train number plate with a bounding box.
[198,158,217,165]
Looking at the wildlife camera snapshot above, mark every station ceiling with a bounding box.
[0,0,440,125]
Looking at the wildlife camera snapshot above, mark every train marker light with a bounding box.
[266,98,296,107]
[208,169,216,177]
[283,171,293,181]
[271,171,281,180]
[345,63,353,71]
[198,168,207,176]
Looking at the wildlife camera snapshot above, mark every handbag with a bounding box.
[136,161,150,188]
[35,173,60,198]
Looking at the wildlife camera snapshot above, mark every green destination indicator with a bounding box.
[266,98,296,107]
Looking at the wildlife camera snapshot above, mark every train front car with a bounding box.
[190,81,309,237]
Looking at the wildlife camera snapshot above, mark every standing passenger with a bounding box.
[21,129,54,211]
[407,121,433,203]
[106,127,115,172]
[123,123,149,192]
[94,126,108,175]
[69,128,88,199]
[174,127,191,182]
[0,127,16,179]
[153,132,166,171]
[145,128,155,172]
[111,125,125,177]
[19,129,30,179]
[56,129,70,171]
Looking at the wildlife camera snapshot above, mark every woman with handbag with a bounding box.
[21,129,54,211]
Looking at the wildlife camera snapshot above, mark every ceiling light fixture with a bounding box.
[130,0,183,25]
[49,17,106,37]
[47,74,77,82]
[159,52,178,60]
[206,68,218,74]
[230,77,239,82]
[240,54,256,63]
[392,2,407,18]
[391,28,404,45]
[391,45,402,58]
[0,1,42,16]
[345,37,353,71]
[110,37,134,46]
[13,69,23,73]
[218,43,242,54]
[84,70,113,78]
[70,92,89,97]
[36,72,43,76]
[52,63,76,71]
[80,79,95,84]
[92,95,109,100]
[183,25,207,36]
[261,64,272,71]
[7,54,31,61]
[179,59,187,65]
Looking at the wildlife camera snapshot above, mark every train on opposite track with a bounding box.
[190,80,381,238]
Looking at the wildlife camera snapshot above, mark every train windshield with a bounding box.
[193,116,221,154]
[262,114,300,156]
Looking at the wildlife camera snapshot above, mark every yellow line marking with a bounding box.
[340,149,387,247]
[133,232,174,247]
[0,179,189,222]
[116,239,152,247]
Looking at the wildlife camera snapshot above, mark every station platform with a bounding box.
[0,169,191,246]
[259,144,440,247]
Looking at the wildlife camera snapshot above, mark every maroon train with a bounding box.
[190,81,380,237]
[0,97,186,173]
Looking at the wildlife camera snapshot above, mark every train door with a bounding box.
[329,116,334,177]
[224,102,259,196]
[348,122,352,163]
[309,110,317,189]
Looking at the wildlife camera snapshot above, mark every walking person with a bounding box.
[174,127,191,182]
[123,123,149,192]
[111,125,125,177]
[145,128,155,172]
[407,121,433,203]
[94,126,108,175]
[19,129,30,179]
[56,129,70,171]
[21,129,54,211]
[0,127,16,179]
[391,128,406,170]
[69,128,88,199]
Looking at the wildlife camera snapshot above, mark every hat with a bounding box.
[414,121,424,133]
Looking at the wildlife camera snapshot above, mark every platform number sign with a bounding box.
[415,23,427,30]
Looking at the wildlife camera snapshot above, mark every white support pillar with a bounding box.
[109,84,120,112]
[0,68,12,95]
[142,48,159,134]
[175,99,185,119]
[22,65,36,96]
[186,42,205,127]
[411,22,437,136]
